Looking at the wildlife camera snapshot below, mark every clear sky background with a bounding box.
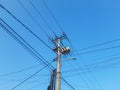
[0,0,120,90]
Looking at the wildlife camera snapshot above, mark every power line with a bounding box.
[83,61,120,72]
[78,56,103,90]
[41,0,64,32]
[38,1,77,88]
[63,56,120,75]
[0,18,52,69]
[10,63,51,90]
[0,74,49,86]
[26,82,48,90]
[0,3,52,50]
[74,38,120,52]
[73,45,120,55]
[39,0,73,50]
[0,18,75,90]
[29,0,74,50]
[0,1,119,89]
[62,78,75,90]
[0,64,40,77]
[40,0,77,54]
[28,0,54,33]
[82,56,120,70]
[0,17,54,72]
[63,61,120,78]
[73,57,99,90]
[0,1,75,88]
[37,2,79,89]
[17,0,49,37]
[0,59,52,77]
[64,58,93,90]
[0,19,53,89]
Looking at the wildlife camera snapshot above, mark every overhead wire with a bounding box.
[0,18,53,89]
[82,61,120,72]
[73,38,120,52]
[75,60,120,73]
[26,82,48,90]
[0,59,53,77]
[10,64,51,90]
[0,3,52,50]
[0,1,114,89]
[62,78,76,90]
[0,74,49,87]
[39,2,77,87]
[28,0,55,33]
[73,45,120,55]
[40,0,73,47]
[39,0,77,59]
[28,0,76,88]
[18,0,120,89]
[68,53,120,81]
[70,44,119,83]
[0,1,76,89]
[40,0,73,58]
[40,0,64,32]
[38,1,78,89]
[73,57,99,90]
[0,18,75,90]
[69,53,120,75]
[79,56,103,90]
[63,60,120,78]
[0,64,40,77]
[25,0,120,89]
[27,76,49,84]
[17,0,49,37]
[63,57,93,90]
[81,56,120,70]
[0,18,53,70]
[63,56,120,75]
[72,57,98,90]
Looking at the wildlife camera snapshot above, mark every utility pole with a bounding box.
[51,33,71,90]
[56,39,61,90]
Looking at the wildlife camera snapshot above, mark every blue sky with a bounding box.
[0,0,120,90]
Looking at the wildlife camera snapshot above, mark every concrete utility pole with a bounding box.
[51,33,71,90]
[56,39,61,90]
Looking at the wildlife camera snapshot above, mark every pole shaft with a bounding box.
[56,39,61,90]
